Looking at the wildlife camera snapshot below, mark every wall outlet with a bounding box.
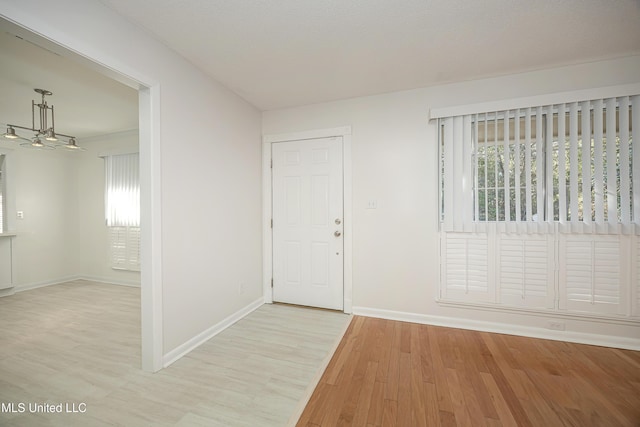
[16,211,24,220]
[366,200,378,209]
[547,321,565,331]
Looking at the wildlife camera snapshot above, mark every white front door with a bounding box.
[272,137,344,310]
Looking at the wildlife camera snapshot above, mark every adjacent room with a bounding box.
[0,28,140,292]
[0,0,639,425]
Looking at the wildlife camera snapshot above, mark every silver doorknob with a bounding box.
[334,230,342,237]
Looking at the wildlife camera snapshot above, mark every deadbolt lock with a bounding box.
[335,218,341,225]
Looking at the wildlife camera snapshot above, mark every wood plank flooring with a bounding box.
[0,280,351,426]
[4,282,639,426]
[297,316,640,427]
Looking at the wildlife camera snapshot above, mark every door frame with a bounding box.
[263,126,352,313]
[0,15,164,372]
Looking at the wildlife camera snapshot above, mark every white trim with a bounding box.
[352,306,640,351]
[79,275,141,288]
[342,132,353,313]
[0,287,14,298]
[287,315,353,427]
[162,298,264,368]
[12,276,141,293]
[429,83,640,119]
[14,275,83,293]
[437,299,640,326]
[263,126,352,144]
[262,140,273,303]
[0,9,159,92]
[262,126,353,313]
[139,84,163,372]
[0,277,141,298]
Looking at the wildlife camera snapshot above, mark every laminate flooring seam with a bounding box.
[0,280,351,427]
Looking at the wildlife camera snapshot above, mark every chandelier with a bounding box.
[2,88,84,151]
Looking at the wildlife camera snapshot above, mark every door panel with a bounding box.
[272,137,343,310]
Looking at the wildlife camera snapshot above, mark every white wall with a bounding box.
[5,131,141,289]
[263,56,640,343]
[1,0,263,357]
[76,131,141,286]
[10,147,79,287]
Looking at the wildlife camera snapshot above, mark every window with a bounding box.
[437,93,640,319]
[474,112,541,222]
[104,153,140,271]
[440,96,639,233]
[0,154,5,234]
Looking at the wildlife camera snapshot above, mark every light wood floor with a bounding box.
[298,316,640,427]
[0,280,351,426]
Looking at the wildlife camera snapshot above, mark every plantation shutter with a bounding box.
[127,226,141,267]
[559,235,624,315]
[109,226,128,269]
[108,226,141,271]
[440,233,493,302]
[498,234,555,309]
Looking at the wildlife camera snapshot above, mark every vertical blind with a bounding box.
[440,95,639,234]
[105,153,140,227]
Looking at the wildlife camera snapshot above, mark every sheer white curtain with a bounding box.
[105,153,140,227]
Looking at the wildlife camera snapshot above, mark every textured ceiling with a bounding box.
[100,0,640,110]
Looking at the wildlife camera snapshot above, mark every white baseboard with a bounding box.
[163,298,264,368]
[14,275,82,293]
[13,275,141,293]
[352,306,640,351]
[0,287,15,297]
[79,275,141,288]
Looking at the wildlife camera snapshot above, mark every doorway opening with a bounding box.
[0,17,162,371]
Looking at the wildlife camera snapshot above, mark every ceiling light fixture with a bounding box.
[3,126,18,139]
[2,88,84,151]
[21,137,53,150]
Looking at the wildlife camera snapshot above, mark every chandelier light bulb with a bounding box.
[4,126,18,139]
[45,129,58,141]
